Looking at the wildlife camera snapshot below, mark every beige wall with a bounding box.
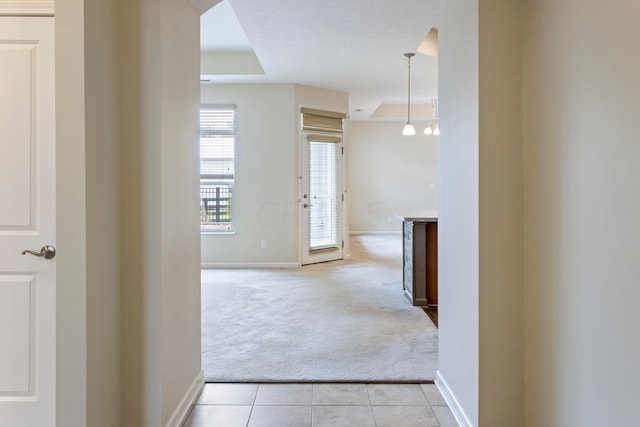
[478,0,524,424]
[523,0,640,425]
[57,0,202,425]
[118,0,162,422]
[441,0,640,425]
[85,0,122,425]
[118,0,202,425]
[438,0,524,425]
[294,84,348,113]
[347,121,437,233]
[159,0,202,423]
[56,0,88,425]
[200,84,348,265]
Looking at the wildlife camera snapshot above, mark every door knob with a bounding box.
[303,203,313,208]
[22,245,56,259]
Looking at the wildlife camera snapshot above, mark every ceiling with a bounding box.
[200,0,444,121]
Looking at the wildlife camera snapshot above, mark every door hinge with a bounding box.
[341,240,344,248]
[341,147,344,155]
[342,194,344,201]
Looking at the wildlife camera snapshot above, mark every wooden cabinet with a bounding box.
[402,218,438,312]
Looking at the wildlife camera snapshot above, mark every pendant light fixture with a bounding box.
[402,53,416,136]
[424,98,440,136]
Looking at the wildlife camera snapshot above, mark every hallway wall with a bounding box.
[118,0,202,425]
[56,0,90,425]
[58,0,205,425]
[437,0,480,422]
[440,0,640,426]
[85,0,122,425]
[523,0,640,425]
[438,0,524,425]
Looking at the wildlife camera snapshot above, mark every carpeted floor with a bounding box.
[201,234,438,382]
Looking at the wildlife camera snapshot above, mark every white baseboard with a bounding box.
[435,370,473,427]
[349,231,402,236]
[165,370,204,427]
[201,262,300,269]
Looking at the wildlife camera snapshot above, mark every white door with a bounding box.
[0,17,56,427]
[301,132,344,265]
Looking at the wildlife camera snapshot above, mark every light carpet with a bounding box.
[201,234,438,382]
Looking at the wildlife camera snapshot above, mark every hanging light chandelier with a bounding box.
[424,98,440,136]
[402,52,416,136]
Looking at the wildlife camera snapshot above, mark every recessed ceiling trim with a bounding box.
[201,51,265,76]
[200,0,445,120]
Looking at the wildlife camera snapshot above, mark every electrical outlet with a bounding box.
[260,240,267,249]
[428,183,436,190]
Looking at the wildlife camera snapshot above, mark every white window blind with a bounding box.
[309,138,340,250]
[200,105,235,231]
[200,107,235,180]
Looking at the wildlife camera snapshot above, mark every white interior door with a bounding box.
[301,132,344,265]
[0,17,56,427]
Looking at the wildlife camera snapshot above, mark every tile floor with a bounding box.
[183,383,458,427]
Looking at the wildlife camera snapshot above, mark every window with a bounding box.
[200,105,235,232]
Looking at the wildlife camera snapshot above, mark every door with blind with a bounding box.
[300,108,346,265]
[301,132,344,265]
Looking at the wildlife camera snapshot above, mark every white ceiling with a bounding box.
[200,0,444,121]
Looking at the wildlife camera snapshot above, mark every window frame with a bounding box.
[200,104,236,234]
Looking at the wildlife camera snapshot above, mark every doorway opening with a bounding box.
[198,0,439,384]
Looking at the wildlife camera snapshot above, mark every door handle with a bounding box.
[303,203,313,208]
[22,245,56,259]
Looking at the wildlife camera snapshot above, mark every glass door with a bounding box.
[301,132,343,265]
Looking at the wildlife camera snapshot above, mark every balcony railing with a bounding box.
[200,184,232,228]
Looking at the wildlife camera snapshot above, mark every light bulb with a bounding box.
[434,126,440,136]
[402,123,416,136]
[424,126,433,135]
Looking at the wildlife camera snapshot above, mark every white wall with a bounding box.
[200,84,297,264]
[200,84,348,265]
[347,121,437,233]
[523,0,640,425]
[437,0,480,423]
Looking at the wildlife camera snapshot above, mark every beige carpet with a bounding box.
[201,234,438,382]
